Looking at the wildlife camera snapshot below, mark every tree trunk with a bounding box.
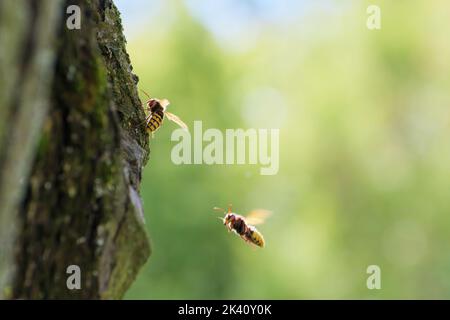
[0,0,151,299]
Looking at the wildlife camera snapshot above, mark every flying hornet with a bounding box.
[213,204,271,248]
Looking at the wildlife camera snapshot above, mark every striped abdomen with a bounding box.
[247,226,265,247]
[147,110,164,133]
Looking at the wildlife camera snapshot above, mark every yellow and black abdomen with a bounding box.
[147,111,164,133]
[248,227,265,248]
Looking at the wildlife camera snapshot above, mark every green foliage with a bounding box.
[124,1,450,299]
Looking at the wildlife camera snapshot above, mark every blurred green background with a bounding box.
[115,0,450,299]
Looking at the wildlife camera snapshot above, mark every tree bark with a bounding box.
[0,0,151,299]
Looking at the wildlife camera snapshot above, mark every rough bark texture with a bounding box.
[0,0,151,299]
